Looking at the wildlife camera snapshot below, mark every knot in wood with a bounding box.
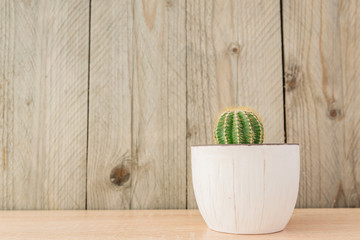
[166,0,173,7]
[285,61,302,91]
[186,131,192,138]
[110,165,130,186]
[285,72,297,90]
[228,43,241,55]
[328,108,341,120]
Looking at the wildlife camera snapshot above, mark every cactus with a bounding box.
[214,107,264,144]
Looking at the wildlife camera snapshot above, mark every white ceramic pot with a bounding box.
[191,144,300,234]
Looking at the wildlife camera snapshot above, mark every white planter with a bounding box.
[191,144,300,234]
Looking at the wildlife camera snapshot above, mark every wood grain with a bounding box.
[87,0,187,209]
[283,0,360,207]
[1,0,359,210]
[87,0,133,209]
[186,0,284,208]
[0,209,359,239]
[0,0,89,209]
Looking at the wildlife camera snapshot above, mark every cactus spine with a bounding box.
[214,107,264,144]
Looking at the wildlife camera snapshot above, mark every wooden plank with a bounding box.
[87,0,186,209]
[186,0,284,208]
[130,0,186,209]
[87,0,133,209]
[283,0,360,207]
[0,0,89,209]
[0,209,360,239]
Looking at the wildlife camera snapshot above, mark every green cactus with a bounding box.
[213,107,264,144]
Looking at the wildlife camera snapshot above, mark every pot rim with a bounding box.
[192,143,299,147]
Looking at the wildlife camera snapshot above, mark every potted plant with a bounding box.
[191,107,300,234]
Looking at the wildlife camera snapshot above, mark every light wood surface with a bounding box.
[0,0,89,209]
[87,0,186,209]
[283,0,360,207]
[186,0,285,209]
[0,209,359,239]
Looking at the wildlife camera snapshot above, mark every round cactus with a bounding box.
[213,107,264,144]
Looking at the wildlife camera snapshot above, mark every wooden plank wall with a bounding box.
[0,0,359,209]
[0,0,89,209]
[283,0,360,208]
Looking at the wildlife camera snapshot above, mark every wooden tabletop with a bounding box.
[0,209,359,239]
